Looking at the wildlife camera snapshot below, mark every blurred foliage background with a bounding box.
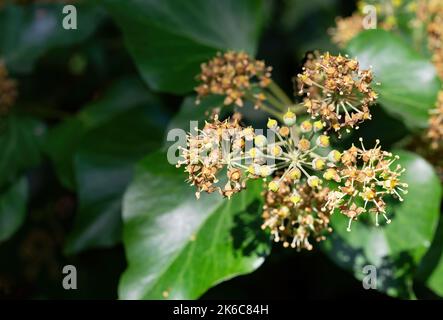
[0,0,442,300]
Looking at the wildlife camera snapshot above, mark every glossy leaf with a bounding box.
[104,0,266,94]
[0,3,103,73]
[416,216,443,297]
[0,177,28,243]
[346,30,441,129]
[321,150,441,298]
[0,115,45,187]
[64,106,167,254]
[119,152,270,299]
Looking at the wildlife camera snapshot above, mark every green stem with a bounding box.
[268,81,293,106]
[266,93,287,112]
[260,103,284,121]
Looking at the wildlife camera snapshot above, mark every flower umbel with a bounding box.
[329,13,364,49]
[177,116,265,199]
[262,177,332,251]
[297,52,378,133]
[174,50,407,250]
[427,90,443,150]
[195,51,272,109]
[324,138,408,232]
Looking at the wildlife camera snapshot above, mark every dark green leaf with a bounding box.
[104,0,266,94]
[119,152,270,299]
[64,106,167,254]
[0,176,28,243]
[346,30,441,129]
[416,216,443,297]
[45,77,161,189]
[321,150,441,298]
[0,115,45,187]
[0,3,103,73]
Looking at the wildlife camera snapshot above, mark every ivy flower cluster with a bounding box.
[0,61,17,117]
[427,91,443,150]
[176,116,259,199]
[324,139,408,231]
[425,0,443,79]
[175,50,407,250]
[297,52,377,133]
[330,13,364,48]
[262,178,332,251]
[195,51,272,109]
[330,0,421,48]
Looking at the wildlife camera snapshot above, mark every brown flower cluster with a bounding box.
[329,13,364,49]
[297,52,377,133]
[176,116,263,199]
[427,91,443,150]
[175,50,406,251]
[195,51,272,108]
[324,138,408,231]
[0,62,17,116]
[425,1,443,79]
[262,177,332,251]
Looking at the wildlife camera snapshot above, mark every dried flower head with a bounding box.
[427,90,443,150]
[0,61,17,116]
[177,116,263,199]
[426,4,443,79]
[329,13,364,48]
[195,51,272,109]
[324,138,408,232]
[297,52,378,133]
[262,177,332,250]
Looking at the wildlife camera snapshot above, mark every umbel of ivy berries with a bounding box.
[174,50,408,251]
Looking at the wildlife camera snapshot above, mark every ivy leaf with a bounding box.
[45,77,161,190]
[118,152,270,299]
[0,177,28,243]
[416,216,443,297]
[0,115,45,188]
[64,106,167,254]
[346,30,441,129]
[0,3,103,73]
[321,150,441,298]
[104,0,266,94]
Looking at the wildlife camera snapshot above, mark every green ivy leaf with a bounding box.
[0,177,28,243]
[104,0,266,94]
[0,115,45,187]
[346,29,441,129]
[45,77,161,190]
[64,106,167,254]
[119,152,270,299]
[416,216,443,297]
[321,150,441,298]
[0,3,103,73]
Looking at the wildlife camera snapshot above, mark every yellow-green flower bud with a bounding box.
[267,118,278,130]
[300,120,313,133]
[307,176,322,188]
[316,135,330,148]
[312,158,326,170]
[283,110,296,126]
[268,181,280,192]
[254,135,267,147]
